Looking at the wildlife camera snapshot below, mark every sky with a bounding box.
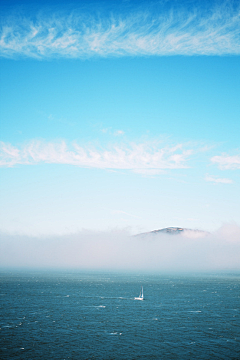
[0,0,240,246]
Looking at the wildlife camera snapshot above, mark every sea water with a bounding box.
[0,271,239,359]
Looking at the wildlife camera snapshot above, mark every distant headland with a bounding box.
[135,227,210,237]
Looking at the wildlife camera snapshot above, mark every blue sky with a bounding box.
[0,0,240,236]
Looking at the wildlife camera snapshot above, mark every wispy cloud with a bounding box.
[114,130,124,136]
[0,140,192,173]
[1,3,239,59]
[99,128,124,136]
[211,154,240,169]
[111,209,140,219]
[205,174,233,184]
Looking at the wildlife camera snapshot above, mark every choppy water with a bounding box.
[0,271,239,359]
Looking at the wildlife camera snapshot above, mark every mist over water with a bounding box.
[0,224,240,272]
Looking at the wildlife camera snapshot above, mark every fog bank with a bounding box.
[0,224,240,272]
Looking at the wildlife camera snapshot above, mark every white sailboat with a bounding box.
[134,286,144,300]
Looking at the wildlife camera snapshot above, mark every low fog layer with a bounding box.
[0,224,240,272]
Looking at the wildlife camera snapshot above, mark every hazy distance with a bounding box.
[1,223,239,272]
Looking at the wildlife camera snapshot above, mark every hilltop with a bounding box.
[135,227,209,237]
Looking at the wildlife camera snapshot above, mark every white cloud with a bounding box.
[211,154,240,170]
[114,130,124,136]
[0,4,239,59]
[0,140,192,172]
[205,174,233,184]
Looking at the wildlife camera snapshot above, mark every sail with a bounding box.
[134,286,144,300]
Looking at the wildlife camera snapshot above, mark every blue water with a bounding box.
[0,271,239,359]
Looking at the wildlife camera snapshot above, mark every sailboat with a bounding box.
[134,286,144,300]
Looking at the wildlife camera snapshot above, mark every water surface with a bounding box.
[0,271,239,359]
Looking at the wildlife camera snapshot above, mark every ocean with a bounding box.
[0,271,239,359]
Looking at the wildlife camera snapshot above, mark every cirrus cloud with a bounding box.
[211,154,240,170]
[0,140,193,173]
[205,174,233,184]
[0,3,240,59]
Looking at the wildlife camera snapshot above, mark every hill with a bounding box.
[135,227,209,236]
